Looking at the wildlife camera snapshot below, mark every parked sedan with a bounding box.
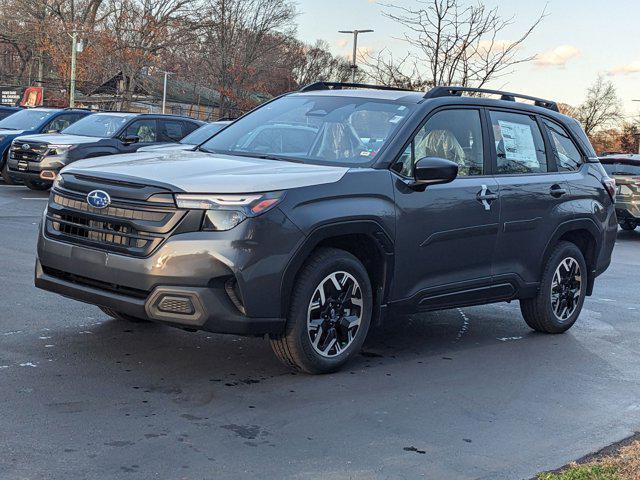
[600,153,640,231]
[137,120,231,152]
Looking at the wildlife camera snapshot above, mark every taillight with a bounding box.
[602,177,616,203]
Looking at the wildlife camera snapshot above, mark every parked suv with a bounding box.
[34,83,617,373]
[600,154,640,231]
[7,112,203,190]
[0,107,92,185]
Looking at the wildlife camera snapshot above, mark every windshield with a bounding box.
[62,114,133,138]
[199,95,415,166]
[181,122,229,145]
[0,109,56,130]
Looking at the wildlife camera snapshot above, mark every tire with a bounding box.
[99,306,149,323]
[269,247,373,374]
[520,241,587,334]
[1,155,16,185]
[620,221,637,231]
[24,179,51,191]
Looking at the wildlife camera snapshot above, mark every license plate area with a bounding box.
[17,160,28,171]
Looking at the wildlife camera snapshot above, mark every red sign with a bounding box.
[20,87,44,107]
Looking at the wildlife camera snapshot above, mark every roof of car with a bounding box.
[292,88,426,103]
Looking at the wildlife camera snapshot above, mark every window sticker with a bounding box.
[497,120,538,167]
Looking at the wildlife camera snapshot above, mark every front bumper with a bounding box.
[7,153,65,183]
[35,207,304,336]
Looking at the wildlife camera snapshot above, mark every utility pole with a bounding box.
[162,71,174,114]
[633,100,640,154]
[338,29,374,83]
[69,30,78,108]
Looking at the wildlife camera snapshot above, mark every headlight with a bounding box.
[53,173,64,189]
[174,192,284,231]
[47,144,75,155]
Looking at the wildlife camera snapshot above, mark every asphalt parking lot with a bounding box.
[1,183,639,480]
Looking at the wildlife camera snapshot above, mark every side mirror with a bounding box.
[122,135,140,145]
[413,157,458,187]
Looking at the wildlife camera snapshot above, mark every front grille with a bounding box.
[45,188,185,257]
[10,140,49,162]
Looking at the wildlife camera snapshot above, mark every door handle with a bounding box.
[477,185,498,211]
[550,185,567,197]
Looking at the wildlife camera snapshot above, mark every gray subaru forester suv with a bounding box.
[35,83,617,373]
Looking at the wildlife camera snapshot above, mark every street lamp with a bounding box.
[161,71,174,114]
[338,29,374,83]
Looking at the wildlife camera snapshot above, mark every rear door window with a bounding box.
[543,119,583,171]
[489,110,548,174]
[158,120,185,142]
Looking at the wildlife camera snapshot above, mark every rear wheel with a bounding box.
[520,241,587,334]
[24,179,51,191]
[1,154,16,184]
[270,248,373,374]
[620,220,637,231]
[99,306,149,323]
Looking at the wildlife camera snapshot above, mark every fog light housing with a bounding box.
[157,295,195,315]
[40,170,56,180]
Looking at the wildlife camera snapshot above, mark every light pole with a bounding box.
[161,71,174,114]
[69,30,78,108]
[338,29,374,83]
[633,100,640,154]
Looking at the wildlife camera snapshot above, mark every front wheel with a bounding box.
[620,220,637,231]
[270,248,373,374]
[520,241,587,334]
[1,157,16,184]
[24,179,51,191]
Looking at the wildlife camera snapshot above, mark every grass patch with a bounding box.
[537,436,640,480]
[538,465,621,480]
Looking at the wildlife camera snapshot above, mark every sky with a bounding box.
[295,0,640,118]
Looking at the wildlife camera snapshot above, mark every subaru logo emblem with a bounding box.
[22,144,30,150]
[87,190,111,209]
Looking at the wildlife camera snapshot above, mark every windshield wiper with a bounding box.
[197,148,304,163]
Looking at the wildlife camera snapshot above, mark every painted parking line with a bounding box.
[21,197,48,200]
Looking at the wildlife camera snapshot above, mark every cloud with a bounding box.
[336,39,349,48]
[608,60,640,76]
[477,39,515,55]
[534,45,581,67]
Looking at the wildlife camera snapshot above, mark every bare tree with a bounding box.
[104,0,197,108]
[366,0,545,89]
[198,0,297,116]
[575,76,623,137]
[292,40,361,87]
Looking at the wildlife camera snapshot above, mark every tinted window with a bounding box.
[199,95,415,166]
[63,113,133,137]
[0,109,56,130]
[183,121,200,136]
[544,120,583,171]
[125,119,157,143]
[158,120,184,142]
[489,111,547,174]
[601,161,640,176]
[393,109,484,177]
[0,109,18,120]
[180,122,228,145]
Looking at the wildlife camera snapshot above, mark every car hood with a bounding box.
[137,143,193,152]
[0,129,26,137]
[63,150,349,193]
[14,133,102,145]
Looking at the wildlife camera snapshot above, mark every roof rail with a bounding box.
[299,81,414,93]
[424,86,559,112]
